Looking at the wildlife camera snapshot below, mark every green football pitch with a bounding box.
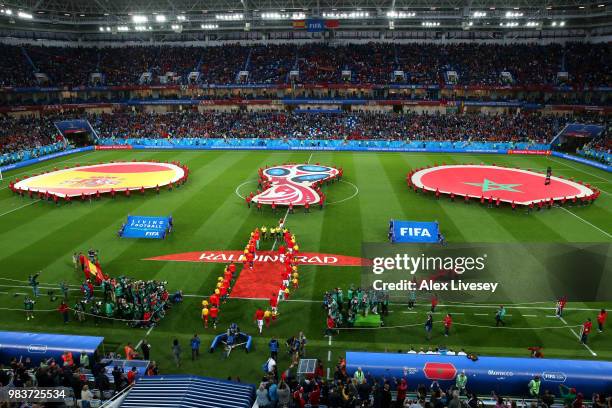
[0,149,610,382]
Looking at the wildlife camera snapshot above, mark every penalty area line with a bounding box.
[559,316,597,356]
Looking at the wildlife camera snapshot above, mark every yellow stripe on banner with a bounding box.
[87,260,99,277]
[17,169,177,191]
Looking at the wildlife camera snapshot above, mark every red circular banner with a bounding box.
[410,165,595,205]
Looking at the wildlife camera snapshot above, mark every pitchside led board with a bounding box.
[121,215,172,239]
[390,220,439,243]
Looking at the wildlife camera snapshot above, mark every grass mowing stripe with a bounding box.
[558,207,612,239]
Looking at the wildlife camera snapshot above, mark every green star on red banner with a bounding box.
[463,178,522,193]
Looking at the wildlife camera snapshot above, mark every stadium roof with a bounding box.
[0,0,609,36]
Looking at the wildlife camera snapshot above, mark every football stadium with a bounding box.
[0,1,610,407]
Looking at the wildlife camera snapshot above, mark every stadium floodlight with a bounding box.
[215,13,243,21]
[132,15,148,23]
[171,24,181,30]
[17,11,33,19]
[505,11,523,18]
[389,20,395,29]
[177,15,186,21]
[134,25,150,31]
[421,21,440,27]
[201,23,219,29]
[261,12,282,19]
[525,21,540,27]
[386,11,415,18]
[322,11,369,19]
[117,25,129,31]
[499,21,519,27]
[1,8,13,15]
[99,26,111,31]
[472,11,486,18]
[155,15,166,22]
[261,12,306,20]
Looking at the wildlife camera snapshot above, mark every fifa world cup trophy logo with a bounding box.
[252,164,339,206]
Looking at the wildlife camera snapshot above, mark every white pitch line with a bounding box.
[548,157,610,182]
[559,316,597,356]
[135,325,155,350]
[560,207,612,238]
[474,313,489,316]
[523,315,537,317]
[182,294,606,312]
[327,350,331,361]
[328,335,332,346]
[0,199,41,218]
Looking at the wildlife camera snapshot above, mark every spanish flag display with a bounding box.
[85,260,109,284]
[13,162,185,197]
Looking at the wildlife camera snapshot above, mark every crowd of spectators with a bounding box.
[0,110,607,165]
[0,42,609,87]
[0,115,61,154]
[0,352,120,406]
[253,349,612,408]
[92,110,576,143]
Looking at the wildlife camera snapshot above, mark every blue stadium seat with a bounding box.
[119,375,255,408]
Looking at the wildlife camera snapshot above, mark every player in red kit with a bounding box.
[556,296,567,317]
[443,313,452,336]
[431,295,438,313]
[209,292,220,308]
[597,309,607,333]
[254,307,265,334]
[270,293,279,313]
[580,318,592,344]
[209,305,219,329]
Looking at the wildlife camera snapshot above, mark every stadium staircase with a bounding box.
[119,375,255,408]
